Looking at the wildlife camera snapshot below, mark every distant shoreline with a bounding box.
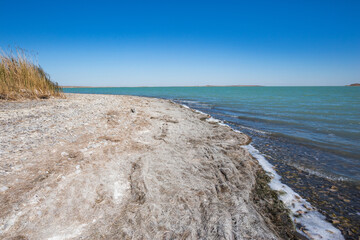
[61,85,263,88]
[347,83,360,86]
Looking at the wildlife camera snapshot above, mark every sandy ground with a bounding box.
[0,94,295,239]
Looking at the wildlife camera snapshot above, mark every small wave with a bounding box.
[236,115,304,126]
[286,162,352,182]
[176,100,213,109]
[234,124,269,135]
[269,132,360,160]
[244,145,344,240]
[223,120,269,135]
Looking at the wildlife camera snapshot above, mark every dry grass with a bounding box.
[0,48,63,100]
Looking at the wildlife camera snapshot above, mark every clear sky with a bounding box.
[1,0,359,86]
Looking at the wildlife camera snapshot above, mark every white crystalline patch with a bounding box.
[206,117,220,123]
[61,152,68,157]
[75,165,81,174]
[138,129,150,134]
[113,181,129,204]
[80,147,88,153]
[0,186,8,192]
[0,210,23,234]
[193,109,205,114]
[136,140,150,145]
[243,144,344,240]
[88,142,101,149]
[47,224,87,240]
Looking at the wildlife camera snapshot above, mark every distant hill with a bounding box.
[347,83,360,86]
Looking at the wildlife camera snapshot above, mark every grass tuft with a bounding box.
[0,47,63,100]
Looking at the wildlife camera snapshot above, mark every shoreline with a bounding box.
[0,93,341,239]
[177,101,345,240]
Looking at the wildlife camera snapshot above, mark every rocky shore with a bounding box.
[0,94,298,239]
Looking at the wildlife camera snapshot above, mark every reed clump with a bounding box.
[0,48,63,100]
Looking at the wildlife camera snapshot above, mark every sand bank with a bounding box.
[0,94,298,239]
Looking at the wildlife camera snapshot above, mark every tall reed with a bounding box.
[0,48,63,100]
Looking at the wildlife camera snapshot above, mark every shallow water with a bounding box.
[64,86,360,238]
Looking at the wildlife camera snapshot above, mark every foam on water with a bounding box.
[244,145,344,240]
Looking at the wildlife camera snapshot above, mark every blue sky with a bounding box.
[1,0,359,86]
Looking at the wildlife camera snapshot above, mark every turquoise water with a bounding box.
[65,86,360,181]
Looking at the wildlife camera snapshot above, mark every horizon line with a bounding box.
[61,84,358,88]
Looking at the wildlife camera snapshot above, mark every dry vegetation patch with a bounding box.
[0,48,63,100]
